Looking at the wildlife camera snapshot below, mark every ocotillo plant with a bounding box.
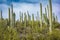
[40,3,42,29]
[49,0,52,33]
[8,8,10,26]
[0,10,2,20]
[24,12,27,27]
[12,13,16,27]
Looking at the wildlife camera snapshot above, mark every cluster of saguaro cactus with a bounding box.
[8,4,16,27]
[0,0,59,34]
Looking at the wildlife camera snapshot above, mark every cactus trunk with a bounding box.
[49,0,52,33]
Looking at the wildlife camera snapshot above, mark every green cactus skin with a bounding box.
[8,8,10,26]
[0,10,2,20]
[49,0,52,33]
[40,3,42,29]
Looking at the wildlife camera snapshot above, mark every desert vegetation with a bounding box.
[0,0,60,40]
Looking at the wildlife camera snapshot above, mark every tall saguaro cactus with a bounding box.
[49,0,52,33]
[24,13,27,27]
[47,5,49,19]
[27,11,31,25]
[10,4,13,27]
[12,13,16,27]
[20,12,22,23]
[0,10,2,20]
[22,12,23,22]
[36,12,39,27]
[40,3,42,29]
[55,16,58,22]
[8,8,10,26]
[32,14,34,28]
[45,8,47,17]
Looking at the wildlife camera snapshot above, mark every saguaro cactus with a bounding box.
[32,14,34,28]
[40,3,42,29]
[10,4,13,27]
[27,11,31,25]
[24,12,27,27]
[0,10,2,20]
[12,13,16,27]
[36,12,39,26]
[45,8,47,17]
[55,16,58,22]
[8,8,10,26]
[47,5,49,19]
[49,0,52,33]
[20,12,22,23]
[22,12,23,22]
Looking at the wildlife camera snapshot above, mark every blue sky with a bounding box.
[0,0,60,23]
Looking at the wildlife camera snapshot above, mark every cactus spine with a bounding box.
[40,3,42,29]
[49,0,52,33]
